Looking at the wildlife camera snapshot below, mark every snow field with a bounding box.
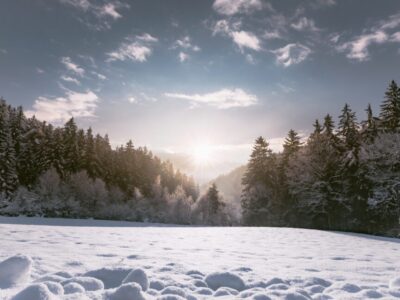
[0,217,400,299]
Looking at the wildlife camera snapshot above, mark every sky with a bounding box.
[1,0,400,181]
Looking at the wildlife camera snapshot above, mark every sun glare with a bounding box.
[192,144,212,166]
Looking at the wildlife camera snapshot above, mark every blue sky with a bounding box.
[1,0,400,178]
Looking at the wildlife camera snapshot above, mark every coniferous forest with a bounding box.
[242,80,400,236]
[1,80,400,236]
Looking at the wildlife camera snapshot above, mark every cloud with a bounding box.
[336,12,400,61]
[164,88,258,109]
[58,0,129,30]
[212,0,263,15]
[263,30,282,40]
[272,43,312,67]
[231,30,261,51]
[36,68,45,74]
[178,52,189,62]
[291,17,320,32]
[26,90,98,123]
[61,57,85,76]
[61,75,81,85]
[128,96,137,103]
[0,48,7,54]
[337,31,388,61]
[173,36,200,51]
[107,34,157,63]
[98,3,122,19]
[91,71,106,80]
[212,20,261,52]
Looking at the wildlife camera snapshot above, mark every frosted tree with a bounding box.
[380,80,400,132]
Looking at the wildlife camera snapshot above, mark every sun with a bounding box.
[192,144,212,166]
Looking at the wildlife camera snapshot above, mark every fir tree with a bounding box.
[380,80,400,132]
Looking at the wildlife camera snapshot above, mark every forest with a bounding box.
[242,80,400,236]
[1,80,400,235]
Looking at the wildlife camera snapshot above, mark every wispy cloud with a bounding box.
[91,71,106,80]
[61,57,85,76]
[36,68,45,74]
[26,90,98,123]
[60,75,81,85]
[172,36,200,63]
[178,52,189,62]
[165,88,258,109]
[335,12,400,61]
[107,33,158,63]
[291,17,320,32]
[272,43,312,67]
[212,0,263,15]
[213,20,261,52]
[58,0,129,30]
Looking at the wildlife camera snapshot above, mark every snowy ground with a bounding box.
[0,217,400,300]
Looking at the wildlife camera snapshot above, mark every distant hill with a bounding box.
[203,165,247,218]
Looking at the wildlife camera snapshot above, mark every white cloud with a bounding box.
[136,33,159,43]
[263,30,282,40]
[337,31,388,61]
[173,36,200,51]
[36,68,45,74]
[164,88,258,109]
[336,12,400,61]
[291,17,320,32]
[178,52,189,62]
[107,34,157,63]
[98,3,121,19]
[212,0,263,15]
[91,71,106,80]
[58,0,129,30]
[61,57,85,76]
[26,90,98,123]
[61,75,81,85]
[212,20,261,52]
[272,43,312,67]
[231,30,261,51]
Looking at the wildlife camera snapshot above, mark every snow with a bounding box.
[205,272,246,291]
[0,255,32,289]
[1,216,400,300]
[122,268,149,291]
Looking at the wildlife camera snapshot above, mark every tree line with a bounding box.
[242,80,400,236]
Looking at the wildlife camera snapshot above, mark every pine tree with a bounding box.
[0,100,18,197]
[62,118,80,175]
[207,183,224,219]
[84,127,100,179]
[283,129,302,157]
[338,103,359,152]
[362,104,378,142]
[242,137,271,190]
[380,80,400,132]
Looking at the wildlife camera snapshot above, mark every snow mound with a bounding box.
[122,268,149,291]
[11,283,54,300]
[62,276,104,291]
[108,282,145,300]
[84,267,131,289]
[205,271,246,291]
[161,286,187,297]
[149,280,165,290]
[390,277,400,289]
[214,286,239,297]
[63,282,85,294]
[41,281,64,295]
[35,274,65,283]
[0,255,32,288]
[157,295,186,300]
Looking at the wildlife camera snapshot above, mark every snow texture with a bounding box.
[0,216,400,299]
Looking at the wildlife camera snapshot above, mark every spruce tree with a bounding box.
[362,104,378,142]
[380,80,400,132]
[338,103,359,151]
[283,129,302,157]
